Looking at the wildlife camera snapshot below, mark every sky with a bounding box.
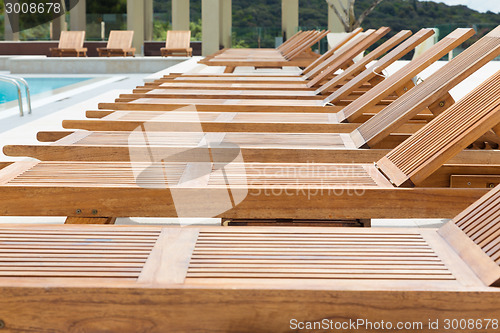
[420,0,500,13]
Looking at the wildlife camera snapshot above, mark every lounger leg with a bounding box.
[65,217,117,224]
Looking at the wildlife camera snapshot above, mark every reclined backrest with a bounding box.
[438,184,500,287]
[277,30,303,51]
[350,25,500,149]
[107,30,134,49]
[306,27,391,88]
[303,28,363,77]
[321,28,435,99]
[334,28,475,123]
[315,29,413,93]
[376,69,500,187]
[166,30,191,49]
[285,30,329,60]
[305,30,371,80]
[58,31,85,49]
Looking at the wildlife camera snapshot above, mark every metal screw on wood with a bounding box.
[403,87,407,91]
[488,183,496,188]
[76,209,82,214]
[439,101,445,107]
[92,209,98,215]
[467,182,472,186]
[0,320,5,329]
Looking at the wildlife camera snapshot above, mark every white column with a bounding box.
[202,0,220,56]
[51,14,66,40]
[70,0,86,31]
[281,0,299,40]
[144,0,153,41]
[219,0,231,48]
[172,0,190,31]
[127,0,145,54]
[4,12,19,41]
[328,0,348,33]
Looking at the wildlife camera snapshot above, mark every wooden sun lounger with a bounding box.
[1,69,500,223]
[198,30,329,72]
[136,27,392,97]
[165,28,364,81]
[0,182,499,331]
[160,28,410,92]
[161,30,192,57]
[158,27,395,89]
[49,31,87,57]
[7,31,500,168]
[105,28,474,113]
[97,30,136,57]
[6,177,500,327]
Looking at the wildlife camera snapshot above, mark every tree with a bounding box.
[326,0,385,32]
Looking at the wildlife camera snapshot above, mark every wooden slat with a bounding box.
[438,185,500,286]
[323,28,434,102]
[335,28,475,123]
[352,25,500,148]
[377,69,500,187]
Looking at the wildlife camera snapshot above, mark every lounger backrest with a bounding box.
[438,184,500,287]
[285,30,329,60]
[279,30,310,54]
[322,28,434,100]
[166,30,191,49]
[277,30,303,51]
[376,69,500,187]
[351,25,500,149]
[306,27,391,88]
[58,31,85,49]
[305,30,370,80]
[280,30,317,58]
[107,30,134,49]
[303,28,363,76]
[315,30,413,93]
[333,28,475,123]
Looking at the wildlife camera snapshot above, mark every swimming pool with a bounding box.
[0,77,92,104]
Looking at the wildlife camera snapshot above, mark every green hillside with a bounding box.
[153,0,499,47]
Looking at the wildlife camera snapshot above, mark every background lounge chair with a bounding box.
[97,30,135,57]
[49,31,87,57]
[161,31,193,57]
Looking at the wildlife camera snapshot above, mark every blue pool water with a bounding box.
[0,77,91,104]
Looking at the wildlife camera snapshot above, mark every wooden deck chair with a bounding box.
[49,31,87,57]
[0,187,499,331]
[167,28,363,81]
[161,31,192,57]
[9,28,500,168]
[152,29,415,92]
[97,31,135,57]
[198,30,329,72]
[104,28,474,113]
[133,28,392,100]
[1,69,500,223]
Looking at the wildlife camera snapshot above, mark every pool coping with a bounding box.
[0,74,125,120]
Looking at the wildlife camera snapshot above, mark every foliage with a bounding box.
[86,0,127,14]
[189,19,202,41]
[326,0,385,32]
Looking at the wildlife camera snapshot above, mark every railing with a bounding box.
[0,75,32,116]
